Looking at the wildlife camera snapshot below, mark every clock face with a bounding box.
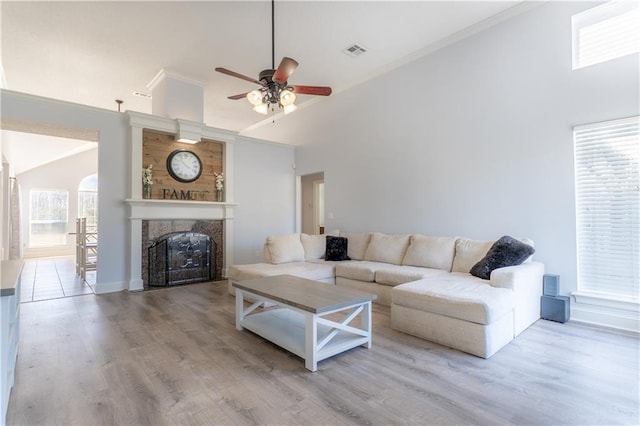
[167,150,203,183]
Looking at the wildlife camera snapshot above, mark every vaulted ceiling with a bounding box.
[2,1,522,133]
[2,1,526,173]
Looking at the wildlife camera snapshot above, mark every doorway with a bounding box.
[300,172,324,235]
[1,122,98,301]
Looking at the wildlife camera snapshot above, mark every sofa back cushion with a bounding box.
[300,233,326,260]
[342,232,371,260]
[402,235,458,271]
[451,238,494,273]
[266,234,305,264]
[364,233,411,265]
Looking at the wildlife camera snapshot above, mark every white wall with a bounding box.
[17,147,97,257]
[1,91,129,292]
[232,136,296,264]
[288,1,638,301]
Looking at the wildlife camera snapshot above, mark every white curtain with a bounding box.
[9,178,22,260]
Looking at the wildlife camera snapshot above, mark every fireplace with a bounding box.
[142,219,223,288]
[148,232,215,287]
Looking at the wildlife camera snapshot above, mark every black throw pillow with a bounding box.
[325,236,351,261]
[470,235,535,280]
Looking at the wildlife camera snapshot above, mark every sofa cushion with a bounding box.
[335,261,399,282]
[364,233,411,265]
[402,235,458,271]
[325,236,351,261]
[470,235,536,280]
[342,232,371,260]
[228,261,335,282]
[392,273,514,325]
[375,265,448,286]
[451,238,494,273]
[266,234,305,264]
[300,233,326,260]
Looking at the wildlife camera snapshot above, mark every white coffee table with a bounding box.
[233,274,377,372]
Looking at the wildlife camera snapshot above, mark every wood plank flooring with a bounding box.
[6,281,640,425]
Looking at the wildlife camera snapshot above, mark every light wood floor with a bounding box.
[7,281,639,426]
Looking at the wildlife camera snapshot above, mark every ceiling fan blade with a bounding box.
[215,67,262,85]
[227,93,249,100]
[273,57,299,84]
[291,85,332,96]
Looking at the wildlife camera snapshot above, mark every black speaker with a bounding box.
[543,274,560,296]
[541,295,570,323]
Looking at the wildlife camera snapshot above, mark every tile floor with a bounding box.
[20,256,95,303]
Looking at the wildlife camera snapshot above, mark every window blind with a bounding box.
[574,117,640,300]
[572,1,640,69]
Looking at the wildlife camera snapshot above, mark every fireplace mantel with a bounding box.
[126,111,237,292]
[125,199,237,220]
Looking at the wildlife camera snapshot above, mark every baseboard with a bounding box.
[571,302,639,335]
[128,278,144,292]
[94,280,127,294]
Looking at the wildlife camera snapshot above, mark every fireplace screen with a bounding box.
[148,232,215,287]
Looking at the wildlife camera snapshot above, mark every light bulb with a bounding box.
[253,103,269,114]
[247,90,263,106]
[283,104,297,115]
[279,89,296,106]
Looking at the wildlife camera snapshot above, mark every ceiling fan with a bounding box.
[215,0,332,115]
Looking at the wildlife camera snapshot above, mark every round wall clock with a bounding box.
[166,149,203,183]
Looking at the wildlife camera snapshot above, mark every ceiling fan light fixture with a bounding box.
[247,89,264,106]
[253,103,269,114]
[215,0,331,117]
[279,89,296,106]
[283,104,297,115]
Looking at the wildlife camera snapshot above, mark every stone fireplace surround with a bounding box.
[125,111,237,291]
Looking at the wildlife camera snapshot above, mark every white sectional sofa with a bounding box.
[227,232,544,358]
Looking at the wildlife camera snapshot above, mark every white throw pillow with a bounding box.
[402,235,458,271]
[364,233,411,265]
[300,233,326,260]
[451,238,494,273]
[266,234,305,264]
[342,232,371,260]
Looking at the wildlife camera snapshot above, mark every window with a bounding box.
[30,189,69,246]
[574,116,639,302]
[78,174,98,227]
[572,1,640,69]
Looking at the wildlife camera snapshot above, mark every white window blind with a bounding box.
[572,1,640,69]
[574,116,640,301]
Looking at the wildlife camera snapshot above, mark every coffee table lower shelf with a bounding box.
[235,288,373,371]
[240,308,370,369]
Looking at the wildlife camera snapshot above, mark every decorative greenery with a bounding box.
[143,164,153,186]
[214,172,224,191]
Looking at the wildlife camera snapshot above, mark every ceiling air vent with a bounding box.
[343,44,367,58]
[133,91,152,99]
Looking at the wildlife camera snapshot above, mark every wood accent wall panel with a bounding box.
[142,130,223,201]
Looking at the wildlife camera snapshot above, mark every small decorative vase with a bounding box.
[216,189,224,202]
[143,184,152,199]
